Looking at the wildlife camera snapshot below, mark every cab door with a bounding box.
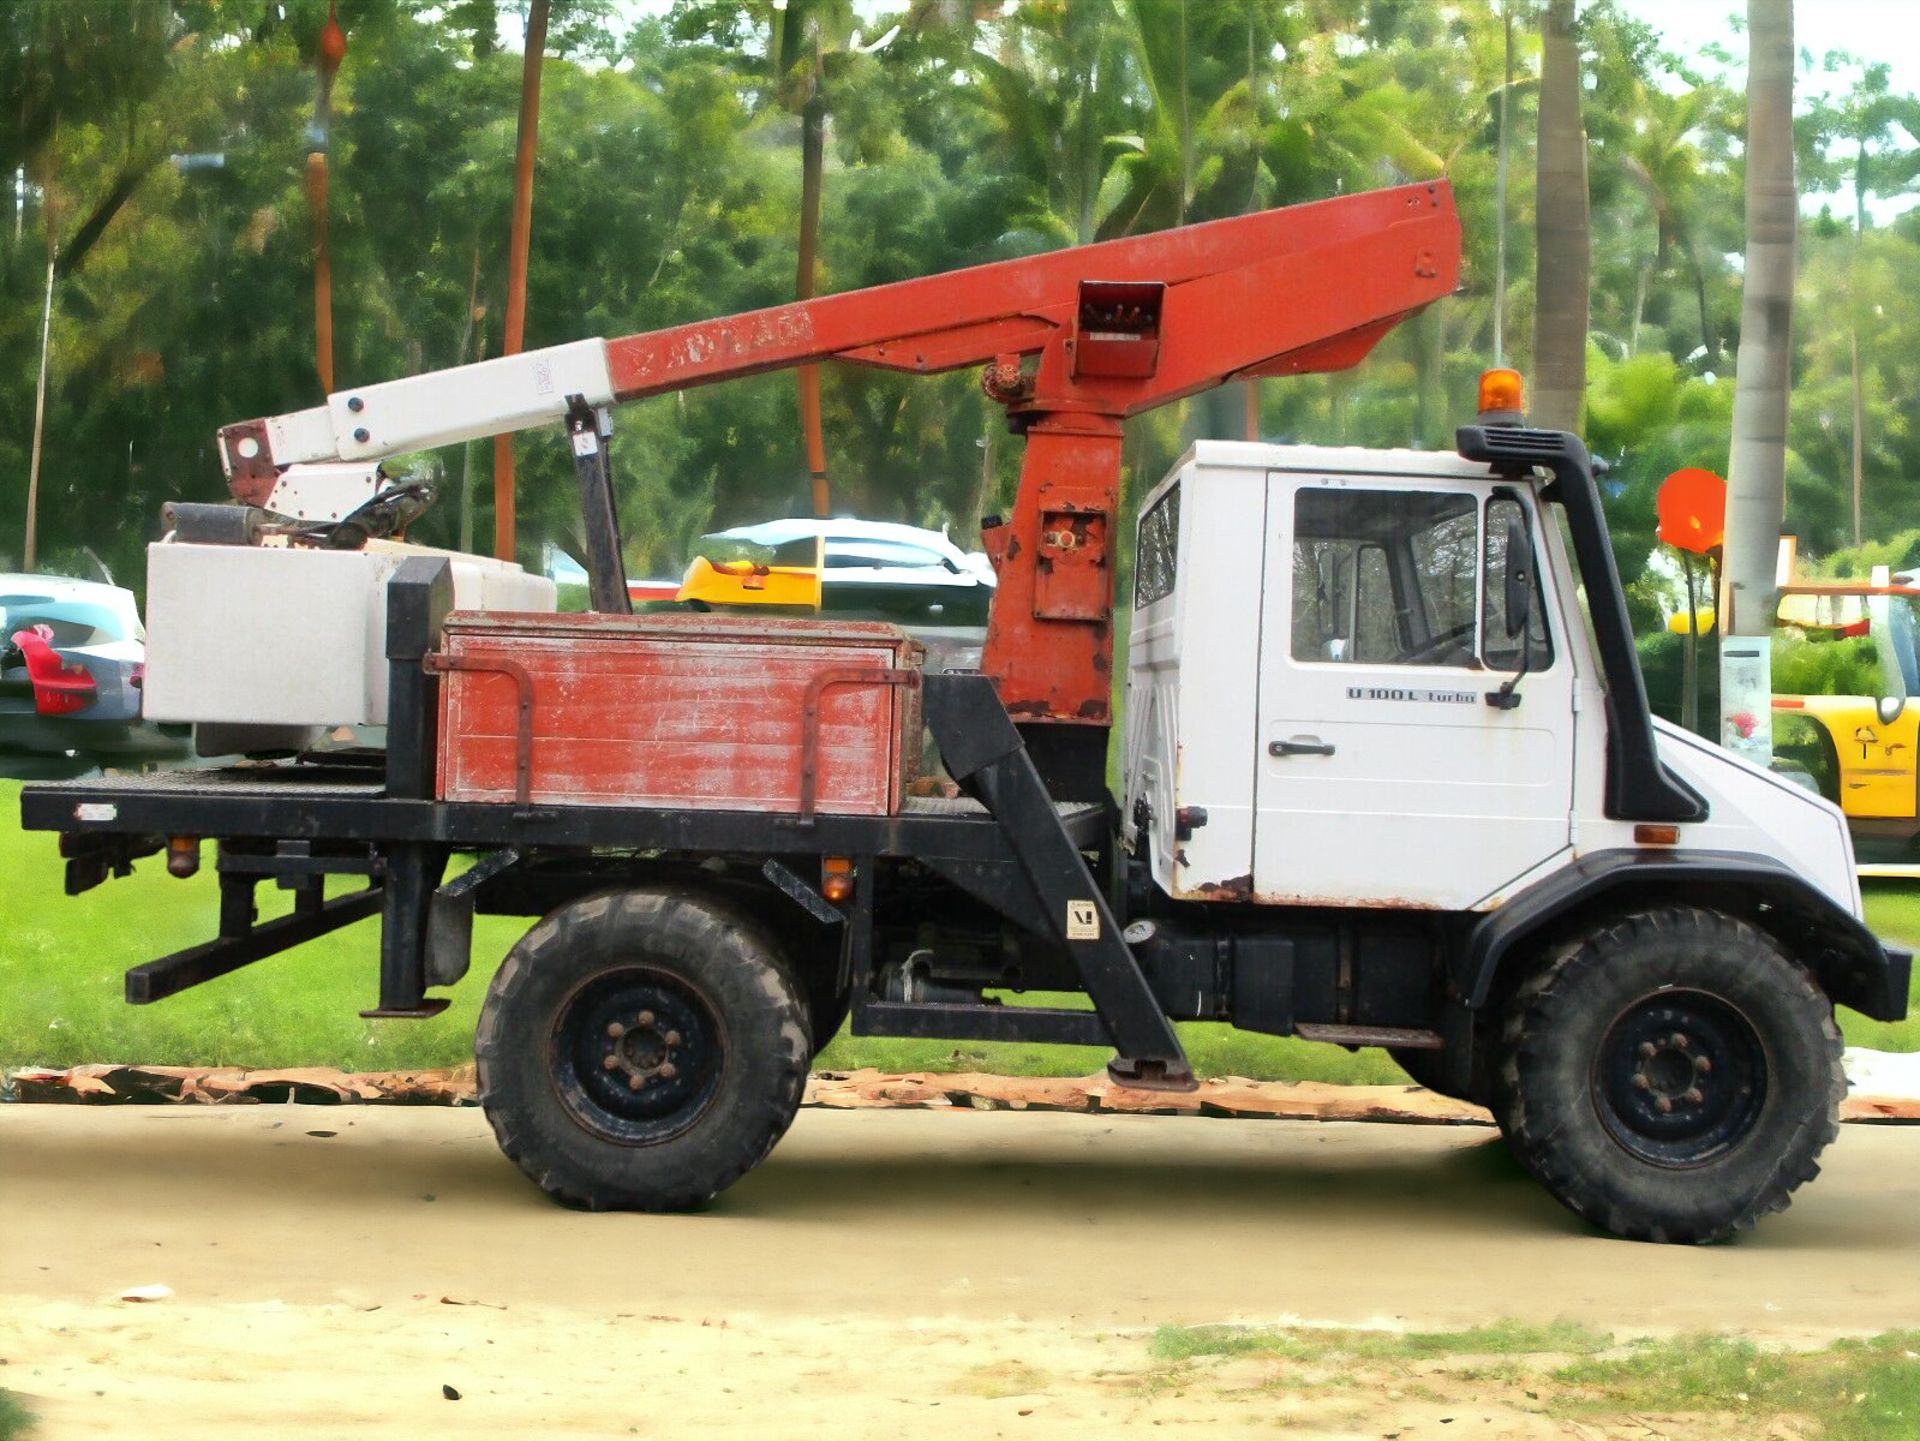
[1252,473,1575,909]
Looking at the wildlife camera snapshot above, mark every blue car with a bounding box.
[0,575,186,775]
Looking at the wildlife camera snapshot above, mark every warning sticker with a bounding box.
[1065,900,1099,941]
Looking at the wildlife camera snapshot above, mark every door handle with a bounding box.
[1269,738,1336,757]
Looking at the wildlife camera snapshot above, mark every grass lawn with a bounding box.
[1143,1322,1920,1440]
[4,781,1918,1075]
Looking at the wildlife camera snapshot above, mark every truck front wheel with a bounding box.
[1492,905,1843,1244]
[475,887,812,1211]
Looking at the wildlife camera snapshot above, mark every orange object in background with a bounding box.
[1656,467,1727,555]
[1476,366,1525,419]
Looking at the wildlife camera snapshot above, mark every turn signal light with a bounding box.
[1633,824,1680,846]
[166,836,202,878]
[821,856,855,904]
[1477,367,1526,423]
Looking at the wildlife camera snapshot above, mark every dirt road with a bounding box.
[4,1105,1918,1438]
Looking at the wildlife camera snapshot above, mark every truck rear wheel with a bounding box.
[475,887,812,1211]
[1492,905,1843,1244]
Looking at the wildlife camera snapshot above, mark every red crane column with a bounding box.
[981,416,1126,726]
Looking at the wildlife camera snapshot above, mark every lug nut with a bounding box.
[602,1055,620,1072]
[1683,1087,1704,1105]
[1655,1097,1673,1114]
[1671,1033,1690,1050]
[664,1030,682,1047]
[658,1061,677,1080]
[638,1010,655,1027]
[1633,1074,1651,1091]
[627,1074,645,1092]
[1639,1042,1657,1059]
[1694,1055,1712,1074]
[606,1021,625,1039]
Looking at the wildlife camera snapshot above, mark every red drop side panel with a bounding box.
[436,613,922,815]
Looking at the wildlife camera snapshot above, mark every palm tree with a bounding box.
[1618,82,1721,359]
[1532,0,1589,432]
[493,0,550,562]
[1818,63,1920,541]
[1720,0,1796,760]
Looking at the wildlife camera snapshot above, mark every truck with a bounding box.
[1770,558,1920,870]
[17,180,1908,1244]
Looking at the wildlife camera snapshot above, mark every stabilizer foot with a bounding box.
[1107,1056,1199,1093]
[359,998,451,1020]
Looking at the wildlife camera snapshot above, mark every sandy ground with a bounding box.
[3,1105,1919,1438]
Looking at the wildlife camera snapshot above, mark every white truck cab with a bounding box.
[1101,424,1904,1243]
[1125,439,1860,922]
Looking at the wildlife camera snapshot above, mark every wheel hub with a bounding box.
[1593,991,1766,1167]
[601,1011,687,1091]
[550,969,724,1144]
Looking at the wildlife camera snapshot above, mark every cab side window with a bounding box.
[1291,488,1480,667]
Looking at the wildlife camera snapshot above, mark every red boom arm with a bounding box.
[219,180,1460,742]
[622,180,1460,731]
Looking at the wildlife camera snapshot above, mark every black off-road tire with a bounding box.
[475,887,812,1211]
[1492,905,1844,1244]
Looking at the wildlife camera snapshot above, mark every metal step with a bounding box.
[1294,1022,1443,1050]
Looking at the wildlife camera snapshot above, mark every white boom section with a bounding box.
[219,338,617,481]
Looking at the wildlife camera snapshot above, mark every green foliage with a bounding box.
[1810,529,1920,581]
[10,0,1910,592]
[1554,1331,1920,1441]
[1140,1325,1920,1440]
[1772,629,1884,698]
[0,1388,31,1441]
[1151,1319,1612,1364]
[1636,628,1718,729]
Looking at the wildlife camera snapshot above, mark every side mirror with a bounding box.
[1503,512,1533,639]
[1488,507,1534,711]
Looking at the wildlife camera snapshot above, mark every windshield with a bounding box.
[1772,591,1920,714]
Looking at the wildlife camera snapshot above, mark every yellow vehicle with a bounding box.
[675,552,824,610]
[1771,568,1920,866]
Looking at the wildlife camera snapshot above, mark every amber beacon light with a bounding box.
[1477,367,1526,425]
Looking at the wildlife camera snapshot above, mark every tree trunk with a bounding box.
[25,206,54,573]
[797,70,829,517]
[1531,0,1590,432]
[457,239,484,555]
[1493,0,1513,365]
[53,153,161,281]
[1720,0,1796,766]
[1688,245,1719,361]
[1629,258,1650,356]
[307,152,333,393]
[492,0,549,563]
[1414,304,1446,447]
[1176,0,1190,225]
[967,414,995,550]
[1850,326,1864,544]
[1849,138,1866,545]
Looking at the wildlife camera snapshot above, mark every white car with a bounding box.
[693,518,996,673]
